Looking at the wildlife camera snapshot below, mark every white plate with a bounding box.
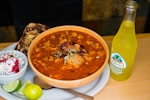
[0,43,110,100]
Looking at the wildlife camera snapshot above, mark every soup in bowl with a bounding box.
[28,25,109,88]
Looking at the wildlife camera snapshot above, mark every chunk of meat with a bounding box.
[15,23,49,55]
[64,54,84,69]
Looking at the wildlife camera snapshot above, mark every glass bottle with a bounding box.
[109,0,138,81]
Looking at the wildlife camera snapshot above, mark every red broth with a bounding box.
[31,31,106,80]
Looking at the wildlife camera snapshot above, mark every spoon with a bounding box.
[33,76,94,100]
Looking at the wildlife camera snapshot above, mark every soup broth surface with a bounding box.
[31,31,106,80]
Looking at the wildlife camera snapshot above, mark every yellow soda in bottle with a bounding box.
[109,0,138,81]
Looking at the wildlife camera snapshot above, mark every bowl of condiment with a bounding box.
[28,25,109,88]
[0,50,28,84]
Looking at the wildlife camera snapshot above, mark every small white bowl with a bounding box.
[0,50,28,84]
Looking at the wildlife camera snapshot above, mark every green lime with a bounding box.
[17,80,31,95]
[23,83,43,100]
[2,80,21,93]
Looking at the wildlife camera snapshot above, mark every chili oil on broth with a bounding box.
[31,30,106,80]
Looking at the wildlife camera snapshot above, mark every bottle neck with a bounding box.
[115,1,137,38]
[122,0,137,22]
[123,7,136,22]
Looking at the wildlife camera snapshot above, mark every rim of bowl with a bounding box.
[28,25,109,83]
[0,50,28,77]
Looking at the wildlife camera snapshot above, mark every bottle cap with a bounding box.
[125,0,138,11]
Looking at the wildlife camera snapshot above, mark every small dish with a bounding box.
[0,50,28,84]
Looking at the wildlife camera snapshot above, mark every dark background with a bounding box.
[0,0,150,42]
[1,0,82,39]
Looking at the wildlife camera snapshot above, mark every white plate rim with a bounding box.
[0,42,110,100]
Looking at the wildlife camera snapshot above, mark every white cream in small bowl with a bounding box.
[0,50,28,84]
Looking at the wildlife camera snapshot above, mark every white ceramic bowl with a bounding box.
[0,50,28,84]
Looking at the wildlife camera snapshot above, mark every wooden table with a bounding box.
[0,33,150,100]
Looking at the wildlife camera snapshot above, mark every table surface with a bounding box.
[0,33,150,100]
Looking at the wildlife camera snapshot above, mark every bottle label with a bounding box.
[110,52,126,75]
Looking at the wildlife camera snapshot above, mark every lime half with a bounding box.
[17,80,31,95]
[2,80,21,93]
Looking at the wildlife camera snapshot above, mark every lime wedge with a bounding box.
[2,80,21,93]
[17,80,31,95]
